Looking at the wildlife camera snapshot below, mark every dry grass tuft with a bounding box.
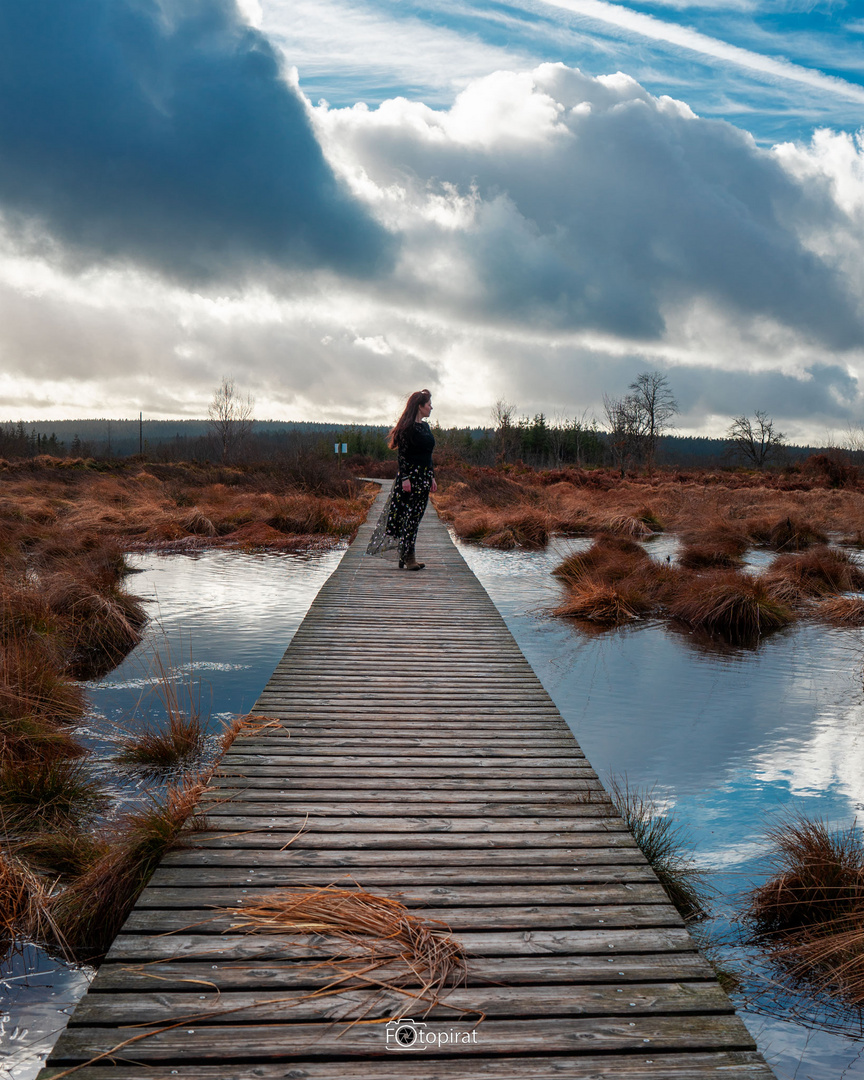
[812,596,864,626]
[746,816,864,1008]
[0,755,106,830]
[226,884,467,1010]
[749,815,864,935]
[51,777,206,959]
[0,848,62,950]
[0,632,86,734]
[607,777,709,921]
[553,535,650,586]
[554,581,652,624]
[179,509,217,536]
[601,513,656,538]
[763,546,864,602]
[668,570,792,644]
[117,652,206,772]
[678,542,744,570]
[45,574,147,677]
[760,516,828,551]
[14,830,109,878]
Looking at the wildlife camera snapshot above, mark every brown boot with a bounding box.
[403,548,425,570]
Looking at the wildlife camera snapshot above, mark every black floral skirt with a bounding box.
[366,465,433,560]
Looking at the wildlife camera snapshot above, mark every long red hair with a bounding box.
[388,389,431,450]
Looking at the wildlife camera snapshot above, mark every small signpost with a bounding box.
[334,442,348,467]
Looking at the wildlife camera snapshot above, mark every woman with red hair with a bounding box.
[366,389,437,570]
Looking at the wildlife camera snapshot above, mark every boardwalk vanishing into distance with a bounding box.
[41,484,775,1079]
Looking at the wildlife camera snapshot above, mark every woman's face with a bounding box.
[417,398,433,419]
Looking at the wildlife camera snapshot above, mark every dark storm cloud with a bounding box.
[672,362,860,422]
[0,0,392,280]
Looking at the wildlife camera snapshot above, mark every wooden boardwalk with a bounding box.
[41,486,775,1079]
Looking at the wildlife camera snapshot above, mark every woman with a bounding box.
[366,389,437,570]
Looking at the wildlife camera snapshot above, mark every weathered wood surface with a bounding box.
[40,485,774,1079]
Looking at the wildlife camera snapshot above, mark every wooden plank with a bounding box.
[48,1015,756,1063]
[105,927,697,962]
[37,1053,778,1079]
[159,848,651,867]
[191,815,625,834]
[120,902,684,934]
[207,776,600,790]
[88,952,717,992]
[148,864,661,887]
[68,982,733,1025]
[136,882,670,906]
[203,780,604,794]
[199,800,614,817]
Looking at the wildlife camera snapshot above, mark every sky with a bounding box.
[0,0,862,438]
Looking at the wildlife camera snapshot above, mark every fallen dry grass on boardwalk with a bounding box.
[225,884,468,1013]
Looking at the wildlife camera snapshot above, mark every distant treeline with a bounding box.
[0,416,839,469]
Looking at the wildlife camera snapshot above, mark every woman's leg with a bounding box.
[400,483,430,567]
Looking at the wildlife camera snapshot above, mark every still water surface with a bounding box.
[4,538,864,1078]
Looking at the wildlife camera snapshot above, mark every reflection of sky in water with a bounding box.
[80,547,347,765]
[2,546,346,1080]
[455,535,864,1080]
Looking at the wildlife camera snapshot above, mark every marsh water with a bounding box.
[4,536,864,1078]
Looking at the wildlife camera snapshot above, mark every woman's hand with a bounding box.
[402,479,411,493]
[431,478,437,493]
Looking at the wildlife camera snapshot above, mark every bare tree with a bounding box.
[842,421,864,456]
[603,394,643,476]
[548,410,571,465]
[628,371,678,467]
[727,411,785,468]
[491,398,520,463]
[208,376,254,463]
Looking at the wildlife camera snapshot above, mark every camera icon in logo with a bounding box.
[385,1017,427,1050]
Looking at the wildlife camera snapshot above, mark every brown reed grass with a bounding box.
[749,816,864,935]
[812,596,864,626]
[46,575,147,676]
[554,581,653,624]
[225,884,467,1009]
[553,535,651,586]
[743,816,864,1009]
[607,777,709,921]
[0,755,106,831]
[14,829,109,878]
[749,515,829,551]
[117,650,206,771]
[668,570,792,643]
[51,777,207,958]
[678,545,742,570]
[0,848,62,950]
[601,513,656,538]
[0,632,86,730]
[763,547,864,602]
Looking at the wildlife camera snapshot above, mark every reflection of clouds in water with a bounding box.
[750,704,864,802]
[698,839,769,871]
[87,661,250,691]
